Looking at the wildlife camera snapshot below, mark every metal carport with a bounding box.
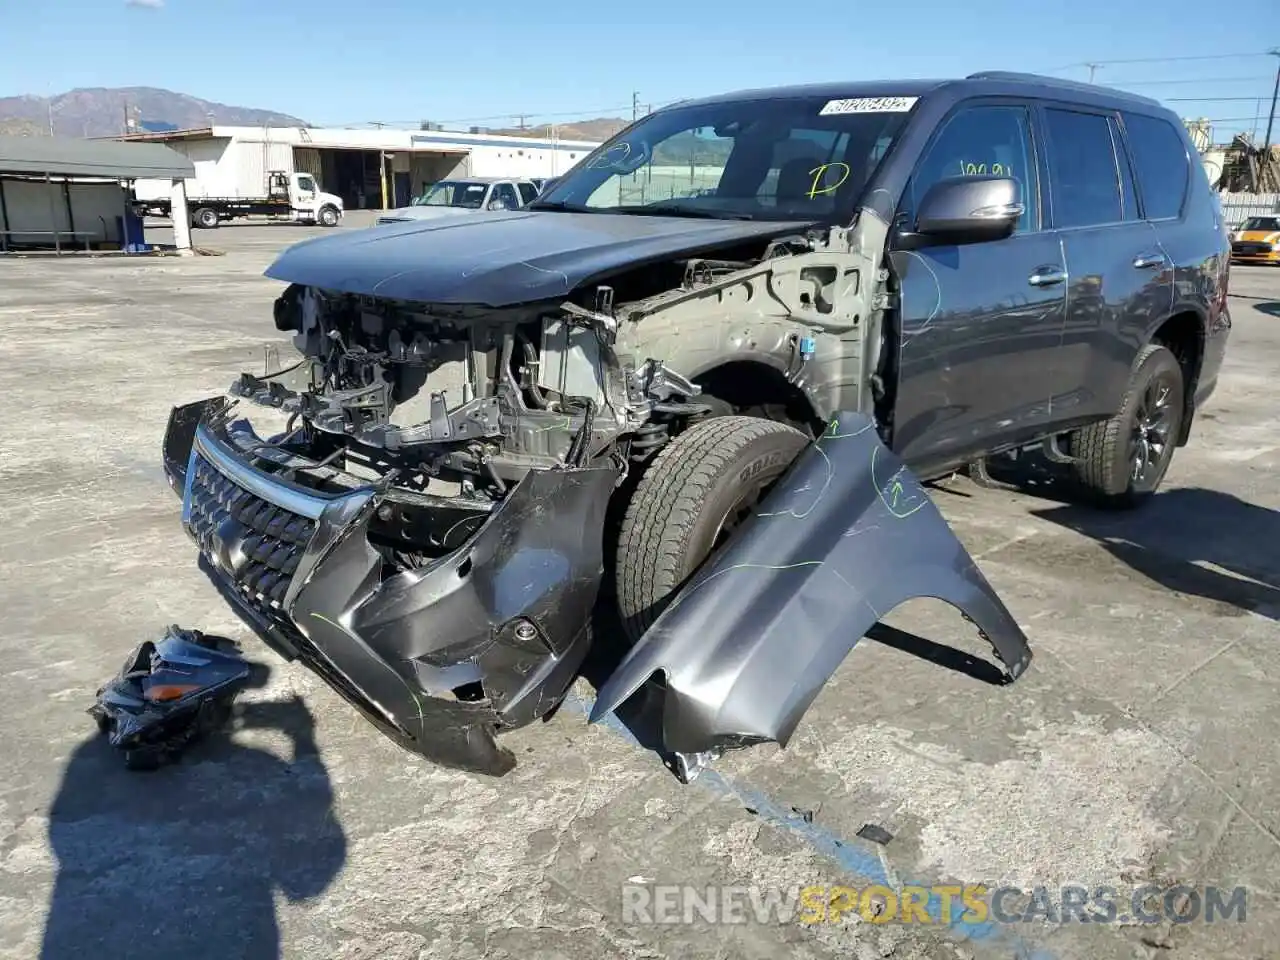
[0,135,195,253]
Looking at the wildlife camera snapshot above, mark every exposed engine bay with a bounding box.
[253,276,706,491]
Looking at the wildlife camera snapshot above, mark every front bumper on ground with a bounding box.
[162,400,614,775]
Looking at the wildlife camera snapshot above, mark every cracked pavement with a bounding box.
[1,214,1278,960]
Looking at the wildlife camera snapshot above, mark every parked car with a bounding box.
[374,176,540,225]
[1228,215,1280,264]
[163,71,1229,782]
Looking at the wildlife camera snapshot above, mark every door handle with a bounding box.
[1028,267,1067,287]
[1132,252,1168,269]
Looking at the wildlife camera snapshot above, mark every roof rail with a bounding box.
[964,71,1162,107]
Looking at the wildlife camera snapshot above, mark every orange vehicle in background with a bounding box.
[1230,215,1280,264]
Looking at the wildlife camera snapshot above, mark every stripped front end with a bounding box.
[160,282,699,774]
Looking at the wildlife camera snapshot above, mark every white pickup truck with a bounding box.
[133,170,345,229]
[375,176,540,226]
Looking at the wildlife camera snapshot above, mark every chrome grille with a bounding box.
[185,454,317,607]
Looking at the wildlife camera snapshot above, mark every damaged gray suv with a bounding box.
[163,72,1230,780]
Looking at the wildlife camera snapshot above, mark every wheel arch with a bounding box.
[1146,307,1206,446]
[690,357,827,436]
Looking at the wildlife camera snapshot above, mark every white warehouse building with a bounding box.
[118,124,603,211]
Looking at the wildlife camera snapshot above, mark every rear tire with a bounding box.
[1068,343,1184,508]
[193,207,218,229]
[615,416,808,643]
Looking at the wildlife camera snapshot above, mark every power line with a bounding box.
[1164,95,1280,102]
[1052,51,1273,71]
[319,103,636,129]
[1109,75,1274,86]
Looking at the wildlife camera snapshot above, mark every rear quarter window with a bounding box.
[1121,113,1190,220]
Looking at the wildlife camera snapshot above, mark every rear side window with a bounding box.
[517,181,538,204]
[1122,113,1190,220]
[1043,108,1123,228]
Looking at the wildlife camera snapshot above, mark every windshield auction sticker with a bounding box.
[819,96,918,115]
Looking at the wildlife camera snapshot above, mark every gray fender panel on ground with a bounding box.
[589,411,1033,755]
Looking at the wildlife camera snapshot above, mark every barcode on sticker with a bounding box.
[819,96,918,115]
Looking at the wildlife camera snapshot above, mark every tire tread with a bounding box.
[616,416,805,641]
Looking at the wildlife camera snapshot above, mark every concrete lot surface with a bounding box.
[1,216,1279,960]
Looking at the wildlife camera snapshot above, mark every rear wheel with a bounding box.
[193,207,218,229]
[1069,343,1184,507]
[615,416,808,642]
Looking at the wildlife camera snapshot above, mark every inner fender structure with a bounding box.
[589,411,1033,757]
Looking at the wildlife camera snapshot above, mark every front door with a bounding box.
[889,101,1068,475]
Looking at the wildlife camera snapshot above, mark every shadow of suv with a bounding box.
[162,71,1230,779]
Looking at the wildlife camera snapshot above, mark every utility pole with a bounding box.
[632,91,640,122]
[1085,63,1103,84]
[47,101,54,136]
[1263,48,1280,151]
[513,114,528,131]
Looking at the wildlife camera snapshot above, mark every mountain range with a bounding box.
[0,87,307,138]
[0,87,631,143]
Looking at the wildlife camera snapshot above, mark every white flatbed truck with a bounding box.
[132,170,344,229]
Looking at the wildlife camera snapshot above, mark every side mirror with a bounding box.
[898,176,1024,249]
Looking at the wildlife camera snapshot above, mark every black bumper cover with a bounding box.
[163,400,614,775]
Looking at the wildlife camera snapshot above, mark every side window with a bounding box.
[296,175,315,193]
[1109,117,1140,221]
[1043,108,1122,228]
[493,183,520,209]
[1122,112,1191,220]
[905,104,1037,233]
[517,181,538,204]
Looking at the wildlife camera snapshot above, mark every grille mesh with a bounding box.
[186,454,317,607]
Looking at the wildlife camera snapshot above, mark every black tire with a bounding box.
[193,207,218,229]
[615,416,808,643]
[318,205,339,227]
[1068,343,1185,508]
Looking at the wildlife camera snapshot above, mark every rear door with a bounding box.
[890,100,1068,473]
[1037,105,1169,427]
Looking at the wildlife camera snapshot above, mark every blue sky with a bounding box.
[2,0,1278,138]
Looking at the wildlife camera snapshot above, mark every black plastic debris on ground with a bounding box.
[856,823,894,845]
[88,625,252,770]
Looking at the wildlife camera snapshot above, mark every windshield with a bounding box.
[412,181,489,208]
[531,94,914,221]
[1241,216,1280,232]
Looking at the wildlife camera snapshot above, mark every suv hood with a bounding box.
[266,210,819,306]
